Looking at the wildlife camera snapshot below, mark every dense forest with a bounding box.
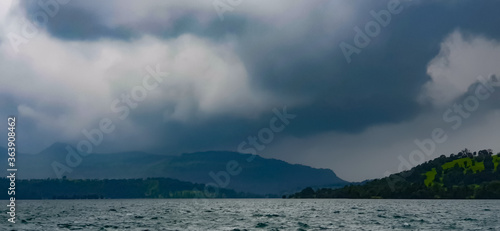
[1,177,257,199]
[289,149,500,199]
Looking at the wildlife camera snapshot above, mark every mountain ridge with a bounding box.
[1,143,348,195]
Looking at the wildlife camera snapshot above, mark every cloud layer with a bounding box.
[1,0,500,181]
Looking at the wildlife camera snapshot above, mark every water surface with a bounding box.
[1,199,499,230]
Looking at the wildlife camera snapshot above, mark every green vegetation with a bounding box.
[493,155,499,171]
[290,149,500,199]
[424,157,485,187]
[424,168,437,187]
[441,157,484,173]
[0,177,257,200]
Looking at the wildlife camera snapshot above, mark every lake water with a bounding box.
[1,199,499,230]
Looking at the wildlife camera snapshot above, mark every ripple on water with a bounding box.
[298,222,309,228]
[2,199,499,231]
[255,222,268,228]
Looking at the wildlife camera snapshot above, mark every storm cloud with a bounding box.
[1,0,500,181]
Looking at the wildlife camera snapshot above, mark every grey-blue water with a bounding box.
[1,199,499,230]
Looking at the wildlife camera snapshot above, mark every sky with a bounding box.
[1,0,500,181]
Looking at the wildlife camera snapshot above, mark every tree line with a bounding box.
[0,177,258,199]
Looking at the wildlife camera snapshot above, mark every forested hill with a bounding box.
[0,143,348,195]
[290,149,500,199]
[0,177,258,200]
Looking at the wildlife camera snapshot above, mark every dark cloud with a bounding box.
[237,0,500,136]
[9,0,500,167]
[21,0,248,41]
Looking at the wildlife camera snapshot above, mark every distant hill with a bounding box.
[290,149,500,199]
[0,177,254,200]
[1,143,348,195]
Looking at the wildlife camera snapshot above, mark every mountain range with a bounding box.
[1,143,348,195]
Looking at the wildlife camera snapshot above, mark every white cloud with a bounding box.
[0,5,290,143]
[0,0,12,21]
[420,30,500,105]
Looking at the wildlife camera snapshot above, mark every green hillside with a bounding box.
[290,149,500,199]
